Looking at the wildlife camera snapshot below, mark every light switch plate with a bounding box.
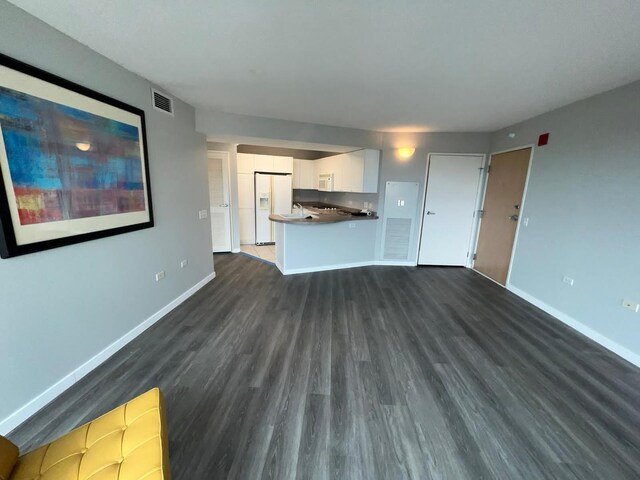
[562,276,574,286]
[155,271,165,282]
[199,209,208,219]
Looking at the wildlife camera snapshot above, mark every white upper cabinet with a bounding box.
[332,154,346,192]
[238,154,293,174]
[361,149,380,193]
[254,155,273,172]
[302,160,316,189]
[316,157,329,175]
[237,153,255,174]
[316,149,380,193]
[293,159,316,189]
[292,159,301,188]
[272,156,293,173]
[343,151,364,192]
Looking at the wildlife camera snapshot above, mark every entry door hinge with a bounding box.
[486,165,491,174]
[478,210,485,218]
[473,253,477,260]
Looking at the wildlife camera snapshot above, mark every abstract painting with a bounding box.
[0,53,153,258]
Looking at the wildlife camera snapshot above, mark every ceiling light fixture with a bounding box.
[397,147,415,159]
[75,142,91,152]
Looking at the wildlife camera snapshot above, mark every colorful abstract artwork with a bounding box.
[0,53,153,258]
[0,87,146,225]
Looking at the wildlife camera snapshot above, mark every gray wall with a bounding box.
[374,133,491,262]
[491,80,640,358]
[198,111,491,262]
[0,1,213,424]
[238,145,335,160]
[197,109,383,150]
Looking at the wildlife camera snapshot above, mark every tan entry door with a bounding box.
[474,148,531,285]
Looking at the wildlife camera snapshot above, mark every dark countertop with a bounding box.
[269,202,378,224]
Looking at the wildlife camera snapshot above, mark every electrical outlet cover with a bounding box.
[622,299,640,312]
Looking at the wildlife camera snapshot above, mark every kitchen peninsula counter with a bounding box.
[270,203,379,275]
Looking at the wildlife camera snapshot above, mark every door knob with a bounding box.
[219,203,229,207]
[426,211,436,215]
[507,214,519,221]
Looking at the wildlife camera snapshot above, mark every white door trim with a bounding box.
[416,153,486,267]
[207,150,233,252]
[472,144,536,286]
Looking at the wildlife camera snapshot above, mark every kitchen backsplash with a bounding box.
[293,189,379,211]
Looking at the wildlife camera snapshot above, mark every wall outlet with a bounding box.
[348,222,356,228]
[180,259,188,269]
[622,299,640,313]
[155,271,166,282]
[522,217,529,227]
[199,209,208,219]
[562,276,574,286]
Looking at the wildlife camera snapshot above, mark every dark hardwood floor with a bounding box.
[9,253,640,479]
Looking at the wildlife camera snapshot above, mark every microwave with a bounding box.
[318,173,334,192]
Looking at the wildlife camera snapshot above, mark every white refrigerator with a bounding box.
[255,173,292,244]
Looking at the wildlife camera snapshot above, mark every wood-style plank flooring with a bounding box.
[9,253,640,479]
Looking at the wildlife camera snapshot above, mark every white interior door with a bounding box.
[418,154,483,266]
[255,173,272,244]
[208,151,232,252]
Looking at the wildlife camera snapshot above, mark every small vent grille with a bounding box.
[383,217,412,260]
[151,88,174,116]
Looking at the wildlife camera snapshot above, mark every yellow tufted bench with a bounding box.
[0,388,171,480]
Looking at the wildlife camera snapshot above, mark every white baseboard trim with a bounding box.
[283,261,374,275]
[473,268,505,287]
[374,260,418,267]
[231,248,241,253]
[280,259,419,275]
[507,284,640,368]
[0,271,216,435]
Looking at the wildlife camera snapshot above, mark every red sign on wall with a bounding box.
[538,133,550,146]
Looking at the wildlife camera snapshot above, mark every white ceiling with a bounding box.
[9,0,640,132]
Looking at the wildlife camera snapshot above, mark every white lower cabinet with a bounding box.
[239,209,255,244]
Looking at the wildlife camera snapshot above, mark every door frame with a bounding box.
[416,152,487,267]
[207,150,233,252]
[471,144,536,286]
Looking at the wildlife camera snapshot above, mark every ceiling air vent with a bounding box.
[151,88,174,116]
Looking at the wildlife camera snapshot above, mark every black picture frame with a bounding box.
[0,52,154,258]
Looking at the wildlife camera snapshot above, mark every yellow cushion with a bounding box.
[10,388,171,480]
[0,436,19,480]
